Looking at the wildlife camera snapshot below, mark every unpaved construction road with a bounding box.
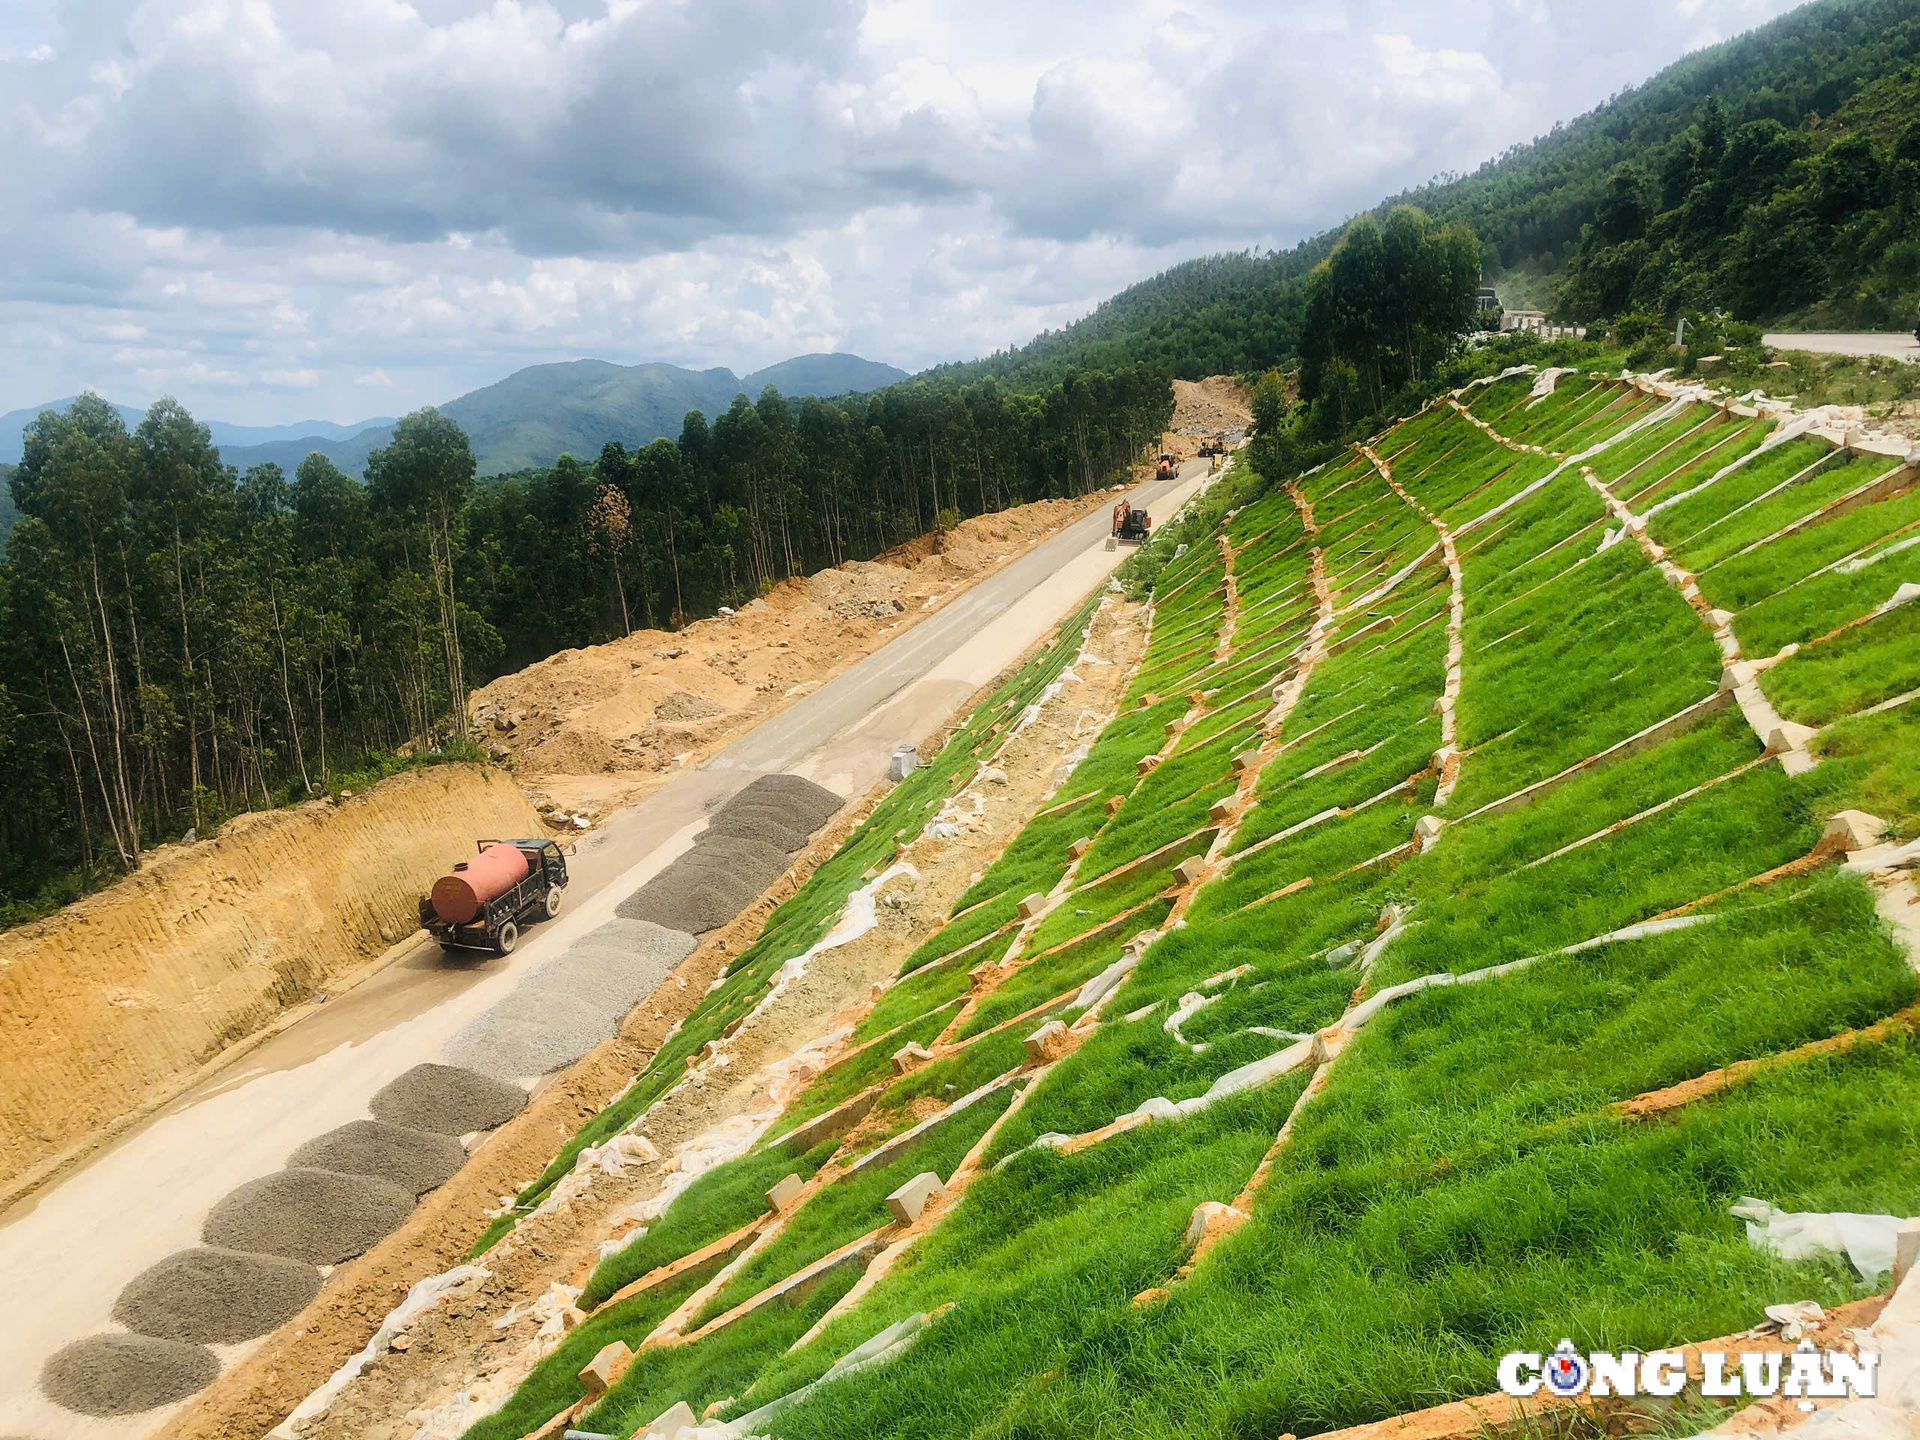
[0,456,1213,1440]
[1764,331,1920,361]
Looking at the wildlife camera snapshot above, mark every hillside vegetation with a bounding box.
[934,0,1920,390]
[0,367,1167,920]
[426,359,1920,1440]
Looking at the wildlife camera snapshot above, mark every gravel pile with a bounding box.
[370,1063,527,1135]
[616,861,763,933]
[613,772,842,934]
[202,1169,415,1265]
[288,1120,469,1196]
[445,1001,611,1082]
[730,773,844,829]
[41,1333,221,1416]
[113,1247,321,1345]
[445,920,696,1081]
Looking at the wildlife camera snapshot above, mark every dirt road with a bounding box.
[1764,331,1920,361]
[0,457,1214,1440]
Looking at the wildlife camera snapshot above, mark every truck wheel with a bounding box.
[494,921,519,956]
[544,887,564,919]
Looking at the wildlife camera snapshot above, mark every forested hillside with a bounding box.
[0,369,1168,919]
[936,0,1920,388]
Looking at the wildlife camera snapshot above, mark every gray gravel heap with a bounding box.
[202,1168,415,1265]
[288,1120,469,1196]
[41,1333,221,1416]
[370,1062,527,1135]
[112,1247,322,1345]
[445,920,696,1081]
[616,859,763,933]
[612,774,840,934]
[444,1000,611,1082]
[730,773,844,829]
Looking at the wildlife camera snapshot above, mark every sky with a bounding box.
[0,0,1810,426]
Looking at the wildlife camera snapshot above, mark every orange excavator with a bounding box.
[1112,500,1152,543]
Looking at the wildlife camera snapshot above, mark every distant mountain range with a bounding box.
[0,351,909,479]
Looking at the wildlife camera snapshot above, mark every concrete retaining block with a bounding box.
[1173,857,1207,885]
[1024,1020,1070,1065]
[577,1341,634,1396]
[1016,892,1047,919]
[765,1173,805,1214]
[1823,810,1887,853]
[891,1043,933,1074]
[885,1172,945,1226]
[1068,836,1093,858]
[639,1400,697,1438]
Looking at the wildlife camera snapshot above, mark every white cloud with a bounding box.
[0,0,1812,425]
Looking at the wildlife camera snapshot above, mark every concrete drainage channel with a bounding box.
[35,773,843,1421]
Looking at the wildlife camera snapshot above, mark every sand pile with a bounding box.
[202,1169,416,1265]
[444,920,698,1082]
[113,1247,322,1345]
[370,1063,528,1136]
[288,1120,469,1197]
[41,1333,222,1416]
[615,774,842,933]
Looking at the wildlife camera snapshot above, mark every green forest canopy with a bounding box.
[931,0,1920,389]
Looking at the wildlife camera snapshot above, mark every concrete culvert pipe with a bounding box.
[202,1169,415,1265]
[112,1247,322,1345]
[288,1120,469,1197]
[41,1333,221,1416]
[369,1063,528,1135]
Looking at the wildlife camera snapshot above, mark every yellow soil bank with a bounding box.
[0,764,544,1199]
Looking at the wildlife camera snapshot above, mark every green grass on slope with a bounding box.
[695,1087,1015,1326]
[579,1138,841,1310]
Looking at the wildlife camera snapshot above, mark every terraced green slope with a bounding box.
[468,370,1920,1440]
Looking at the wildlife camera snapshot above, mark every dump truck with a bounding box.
[1111,500,1152,543]
[419,838,569,955]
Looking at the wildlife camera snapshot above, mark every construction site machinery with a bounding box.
[1156,454,1177,480]
[1111,500,1152,544]
[419,838,569,955]
[1197,437,1226,458]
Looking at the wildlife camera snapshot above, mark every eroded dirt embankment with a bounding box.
[0,765,545,1201]
[467,494,1122,820]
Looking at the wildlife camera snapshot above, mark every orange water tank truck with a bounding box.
[419,838,568,955]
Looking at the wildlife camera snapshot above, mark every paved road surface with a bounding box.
[1765,331,1920,361]
[0,456,1215,1440]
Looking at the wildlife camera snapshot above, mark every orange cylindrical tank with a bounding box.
[430,843,531,924]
